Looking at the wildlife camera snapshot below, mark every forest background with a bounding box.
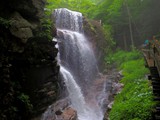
[46,0,160,50]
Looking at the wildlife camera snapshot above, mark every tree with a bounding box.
[46,0,160,50]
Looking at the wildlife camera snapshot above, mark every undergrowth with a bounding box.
[108,49,155,120]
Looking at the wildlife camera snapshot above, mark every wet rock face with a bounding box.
[83,18,106,71]
[25,64,59,115]
[22,38,59,117]
[0,0,59,119]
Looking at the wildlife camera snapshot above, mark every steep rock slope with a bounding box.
[0,0,59,119]
[83,18,106,70]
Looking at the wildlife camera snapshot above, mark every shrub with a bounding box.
[108,50,155,120]
[0,17,10,28]
[105,49,142,68]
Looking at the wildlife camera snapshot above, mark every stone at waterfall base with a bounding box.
[62,107,77,120]
[41,97,78,120]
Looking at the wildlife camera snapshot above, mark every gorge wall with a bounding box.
[0,0,59,119]
[83,18,106,70]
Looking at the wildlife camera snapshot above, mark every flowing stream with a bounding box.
[43,8,107,120]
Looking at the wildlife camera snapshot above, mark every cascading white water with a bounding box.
[54,8,105,120]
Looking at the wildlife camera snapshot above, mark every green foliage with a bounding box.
[46,0,95,17]
[120,59,148,83]
[45,0,61,15]
[38,18,53,40]
[86,0,156,49]
[45,0,160,49]
[88,0,124,23]
[105,49,141,67]
[110,78,154,120]
[108,50,155,120]
[102,24,115,54]
[18,93,33,111]
[35,1,55,41]
[107,0,123,18]
[0,17,10,28]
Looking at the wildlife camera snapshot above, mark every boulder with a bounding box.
[62,107,77,120]
[10,12,33,43]
[54,98,71,113]
[41,98,78,120]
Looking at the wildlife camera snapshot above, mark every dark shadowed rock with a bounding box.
[8,0,45,20]
[0,0,59,119]
[10,12,33,43]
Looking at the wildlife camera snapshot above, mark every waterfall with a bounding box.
[54,8,104,120]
